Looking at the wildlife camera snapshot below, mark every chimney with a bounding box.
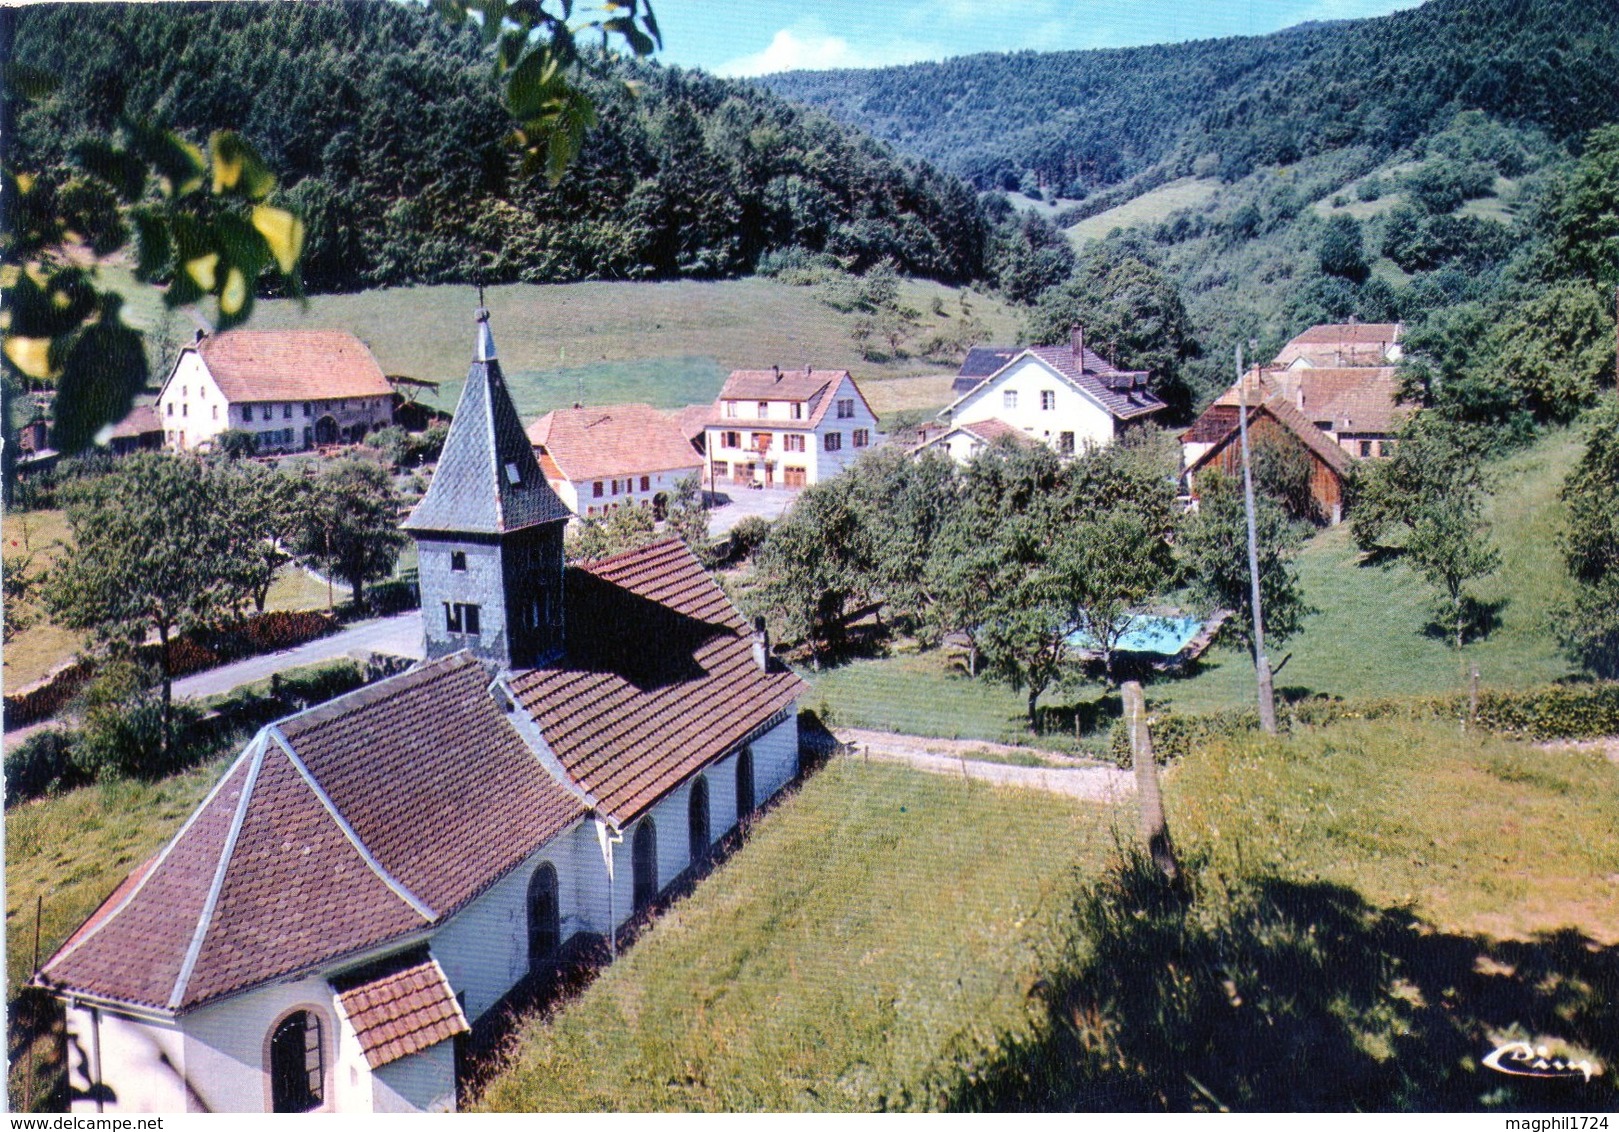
[804,365,812,376]
[1070,325,1084,367]
[772,364,781,381]
[194,329,207,343]
[751,616,770,672]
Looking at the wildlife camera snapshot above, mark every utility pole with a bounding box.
[1236,345,1278,734]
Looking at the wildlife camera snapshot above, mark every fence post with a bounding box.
[1123,681,1180,884]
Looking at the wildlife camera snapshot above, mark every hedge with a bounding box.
[1107,681,1619,765]
[3,611,338,729]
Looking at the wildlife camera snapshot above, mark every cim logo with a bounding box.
[1483,1041,1603,1083]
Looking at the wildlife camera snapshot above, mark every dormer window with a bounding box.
[757,401,769,418]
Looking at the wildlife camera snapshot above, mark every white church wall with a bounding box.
[65,1004,188,1114]
[180,973,356,1113]
[372,1041,456,1113]
[433,825,585,1023]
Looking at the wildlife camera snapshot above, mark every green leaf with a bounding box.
[128,123,206,198]
[211,131,277,201]
[73,139,148,203]
[251,205,305,275]
[52,294,150,454]
[430,0,468,26]
[129,208,173,281]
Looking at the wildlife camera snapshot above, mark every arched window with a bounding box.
[736,746,755,821]
[632,819,658,913]
[688,776,710,863]
[528,863,560,971]
[269,1010,323,1113]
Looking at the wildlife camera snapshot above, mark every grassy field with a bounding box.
[1171,719,1619,943]
[233,277,1020,421]
[476,759,1113,1111]
[1064,178,1222,247]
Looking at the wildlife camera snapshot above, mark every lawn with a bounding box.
[1170,719,1619,944]
[1064,178,1223,247]
[476,759,1114,1111]
[236,277,1021,421]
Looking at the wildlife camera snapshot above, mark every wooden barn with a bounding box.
[1182,394,1351,525]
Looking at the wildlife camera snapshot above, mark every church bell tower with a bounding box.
[402,307,571,669]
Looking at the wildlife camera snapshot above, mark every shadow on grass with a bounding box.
[1421,596,1507,645]
[946,853,1617,1112]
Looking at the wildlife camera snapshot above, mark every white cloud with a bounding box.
[715,27,931,77]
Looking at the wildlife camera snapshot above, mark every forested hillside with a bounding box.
[9,1,985,292]
[759,0,1619,197]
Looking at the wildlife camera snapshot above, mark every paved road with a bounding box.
[706,486,798,538]
[4,612,425,746]
[834,727,1135,802]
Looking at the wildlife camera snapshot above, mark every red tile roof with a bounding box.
[668,403,713,445]
[527,403,702,484]
[332,950,469,1069]
[913,417,1035,452]
[38,654,587,1013]
[105,403,161,440]
[1271,323,1402,368]
[711,368,874,431]
[509,539,807,823]
[1186,396,1352,480]
[1209,367,1405,436]
[192,331,393,402]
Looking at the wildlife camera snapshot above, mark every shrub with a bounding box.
[360,577,420,616]
[1107,681,1619,764]
[728,515,773,560]
[213,429,259,459]
[4,729,84,805]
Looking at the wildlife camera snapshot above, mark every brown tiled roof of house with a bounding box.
[105,403,161,440]
[1210,367,1405,436]
[1179,403,1241,445]
[38,654,587,1013]
[192,331,393,402]
[668,403,713,445]
[1187,396,1352,480]
[527,403,703,484]
[1271,322,1402,367]
[509,539,806,823]
[711,368,875,431]
[332,949,469,1070]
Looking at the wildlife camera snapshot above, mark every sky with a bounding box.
[647,0,1426,77]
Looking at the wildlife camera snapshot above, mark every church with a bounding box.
[35,309,808,1114]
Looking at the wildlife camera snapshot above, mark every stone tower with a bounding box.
[402,307,571,669]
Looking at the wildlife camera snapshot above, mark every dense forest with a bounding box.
[9,1,986,291]
[759,0,1619,197]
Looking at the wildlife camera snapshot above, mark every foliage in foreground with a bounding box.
[952,851,1616,1111]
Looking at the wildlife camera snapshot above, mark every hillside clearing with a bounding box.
[476,760,1114,1111]
[1064,178,1222,247]
[185,277,1023,420]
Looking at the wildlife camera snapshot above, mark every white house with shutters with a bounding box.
[37,310,807,1114]
[940,328,1165,460]
[155,330,395,454]
[701,367,882,491]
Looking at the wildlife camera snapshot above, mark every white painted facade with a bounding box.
[704,374,882,490]
[566,466,699,521]
[155,349,392,455]
[950,355,1117,457]
[63,712,800,1115]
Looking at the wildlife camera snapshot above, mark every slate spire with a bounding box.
[403,307,570,535]
[405,306,570,670]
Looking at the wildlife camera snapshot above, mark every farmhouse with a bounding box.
[1181,364,1408,471]
[1182,391,1353,524]
[702,366,882,490]
[526,402,702,520]
[940,327,1165,459]
[156,330,395,454]
[1271,321,1404,369]
[38,309,807,1114]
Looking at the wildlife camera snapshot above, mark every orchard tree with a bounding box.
[1352,418,1500,648]
[1180,471,1312,660]
[1559,401,1619,675]
[220,460,314,613]
[47,453,242,746]
[297,459,406,610]
[751,476,873,667]
[665,473,713,562]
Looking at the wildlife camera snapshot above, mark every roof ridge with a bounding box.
[490,672,608,820]
[43,740,260,974]
[577,535,687,572]
[277,653,477,736]
[268,727,438,922]
[167,731,272,1010]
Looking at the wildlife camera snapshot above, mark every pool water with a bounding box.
[1068,614,1204,655]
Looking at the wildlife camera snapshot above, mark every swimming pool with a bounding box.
[1067,614,1206,656]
